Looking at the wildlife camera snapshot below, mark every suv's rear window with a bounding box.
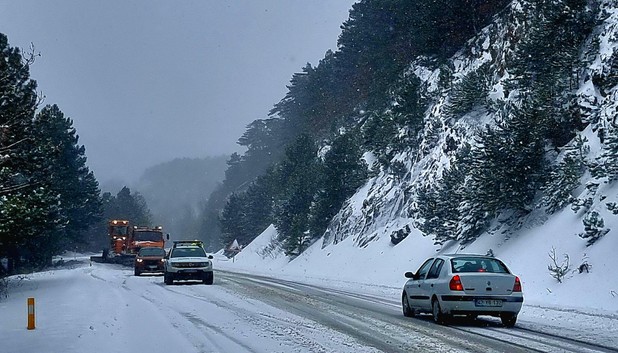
[451,257,510,274]
[171,247,206,258]
[138,247,166,256]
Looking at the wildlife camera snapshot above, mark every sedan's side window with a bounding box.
[416,258,435,280]
[426,259,444,279]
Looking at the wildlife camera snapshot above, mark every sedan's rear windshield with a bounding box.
[171,247,206,258]
[451,257,510,274]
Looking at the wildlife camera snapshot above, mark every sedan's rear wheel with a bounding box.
[432,299,449,325]
[402,293,415,317]
[500,313,517,327]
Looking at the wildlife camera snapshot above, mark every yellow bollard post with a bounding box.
[27,297,35,330]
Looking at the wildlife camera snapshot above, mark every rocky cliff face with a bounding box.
[322,0,618,250]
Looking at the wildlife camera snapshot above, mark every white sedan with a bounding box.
[402,254,523,327]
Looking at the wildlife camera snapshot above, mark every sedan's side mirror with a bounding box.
[405,271,415,279]
[208,255,214,260]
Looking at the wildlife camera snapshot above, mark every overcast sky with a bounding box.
[1,0,356,185]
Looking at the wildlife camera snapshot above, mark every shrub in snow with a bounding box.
[571,182,599,213]
[606,202,618,215]
[547,247,570,283]
[571,253,591,275]
[579,210,610,246]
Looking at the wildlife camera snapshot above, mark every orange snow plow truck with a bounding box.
[90,220,168,265]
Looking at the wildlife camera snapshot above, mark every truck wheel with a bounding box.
[164,273,173,285]
[134,268,141,276]
[203,272,214,285]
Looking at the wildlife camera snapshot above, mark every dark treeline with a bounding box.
[0,34,151,275]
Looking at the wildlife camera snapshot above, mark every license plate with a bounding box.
[148,265,158,269]
[475,299,503,307]
[182,269,197,273]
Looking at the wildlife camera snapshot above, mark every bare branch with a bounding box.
[547,247,570,283]
[0,182,36,196]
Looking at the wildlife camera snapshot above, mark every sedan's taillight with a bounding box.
[449,275,463,291]
[513,276,522,292]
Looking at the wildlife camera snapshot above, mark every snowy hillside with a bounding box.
[223,0,618,315]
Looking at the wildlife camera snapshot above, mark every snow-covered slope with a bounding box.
[224,0,618,314]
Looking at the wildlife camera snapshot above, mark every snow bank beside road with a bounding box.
[217,215,618,348]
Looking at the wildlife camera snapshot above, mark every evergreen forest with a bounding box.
[209,0,618,256]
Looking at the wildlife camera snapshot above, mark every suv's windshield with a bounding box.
[138,247,166,257]
[171,247,206,258]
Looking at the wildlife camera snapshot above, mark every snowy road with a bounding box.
[217,271,618,353]
[2,260,618,353]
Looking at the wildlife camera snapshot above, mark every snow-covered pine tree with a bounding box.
[593,125,618,181]
[541,136,588,213]
[579,210,610,246]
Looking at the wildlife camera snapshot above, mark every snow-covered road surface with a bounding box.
[1,260,618,353]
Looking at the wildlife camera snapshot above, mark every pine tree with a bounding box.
[272,134,320,256]
[219,172,275,247]
[309,132,368,239]
[507,0,593,147]
[579,210,609,246]
[444,63,491,118]
[219,192,247,245]
[110,187,152,226]
[593,126,618,181]
[32,104,102,251]
[432,144,471,245]
[0,33,60,270]
[542,136,588,213]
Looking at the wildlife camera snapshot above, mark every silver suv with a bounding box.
[164,240,214,285]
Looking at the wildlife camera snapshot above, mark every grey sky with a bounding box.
[1,1,356,184]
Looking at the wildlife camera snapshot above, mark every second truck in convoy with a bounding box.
[91,220,168,265]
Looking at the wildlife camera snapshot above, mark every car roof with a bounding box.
[441,254,495,259]
[172,245,201,249]
[172,240,204,248]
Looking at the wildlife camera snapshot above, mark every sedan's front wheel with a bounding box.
[402,293,415,317]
